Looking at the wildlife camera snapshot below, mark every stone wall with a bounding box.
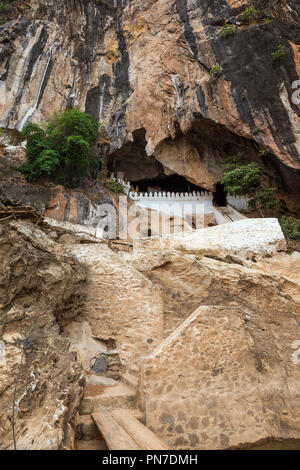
[138,305,300,450]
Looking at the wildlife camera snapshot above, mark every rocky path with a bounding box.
[65,243,170,449]
[65,222,300,450]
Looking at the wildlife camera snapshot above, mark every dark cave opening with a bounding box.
[213,182,227,207]
[131,174,205,194]
[109,142,229,207]
[131,175,230,207]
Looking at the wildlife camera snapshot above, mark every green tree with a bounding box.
[221,153,278,216]
[279,216,300,241]
[19,109,100,187]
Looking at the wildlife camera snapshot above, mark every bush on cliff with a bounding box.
[279,216,300,241]
[221,153,278,216]
[19,109,101,187]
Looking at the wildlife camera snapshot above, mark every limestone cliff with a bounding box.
[0,220,87,449]
[0,0,300,212]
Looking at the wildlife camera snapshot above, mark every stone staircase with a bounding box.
[66,243,170,450]
[75,368,170,450]
[67,217,297,451]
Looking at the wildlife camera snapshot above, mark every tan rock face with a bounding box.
[0,0,299,209]
[130,233,300,449]
[67,243,164,371]
[0,221,87,450]
[246,252,300,304]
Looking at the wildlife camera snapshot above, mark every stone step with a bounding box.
[75,438,108,450]
[92,409,140,450]
[85,374,118,396]
[113,407,145,424]
[120,372,139,389]
[80,384,136,414]
[76,414,101,441]
[111,408,172,450]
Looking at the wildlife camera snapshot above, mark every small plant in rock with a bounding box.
[210,65,222,77]
[240,5,261,24]
[254,142,267,157]
[0,1,9,23]
[271,44,285,59]
[218,24,237,39]
[221,153,278,216]
[279,216,300,241]
[0,3,9,14]
[105,178,124,193]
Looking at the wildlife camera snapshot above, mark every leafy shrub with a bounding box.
[271,44,285,59]
[105,178,124,193]
[221,153,262,196]
[221,153,278,215]
[241,5,261,23]
[19,109,100,187]
[0,1,11,24]
[279,216,300,241]
[219,24,236,39]
[248,186,278,211]
[0,3,9,14]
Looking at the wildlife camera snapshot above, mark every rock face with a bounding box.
[0,220,87,449]
[131,230,300,449]
[0,1,299,211]
[1,212,297,450]
[66,243,164,371]
[0,1,300,450]
[0,143,118,228]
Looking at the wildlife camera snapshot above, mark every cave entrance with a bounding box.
[213,182,227,207]
[131,174,206,194]
[107,129,208,196]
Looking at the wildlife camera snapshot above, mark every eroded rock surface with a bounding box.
[0,1,299,211]
[67,243,164,372]
[0,221,87,449]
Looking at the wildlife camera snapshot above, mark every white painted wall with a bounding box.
[227,195,249,211]
[129,190,215,218]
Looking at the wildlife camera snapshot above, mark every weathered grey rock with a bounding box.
[93,354,108,375]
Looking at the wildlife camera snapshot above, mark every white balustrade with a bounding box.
[111,175,216,205]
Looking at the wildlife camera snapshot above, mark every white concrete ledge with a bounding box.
[134,218,286,258]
